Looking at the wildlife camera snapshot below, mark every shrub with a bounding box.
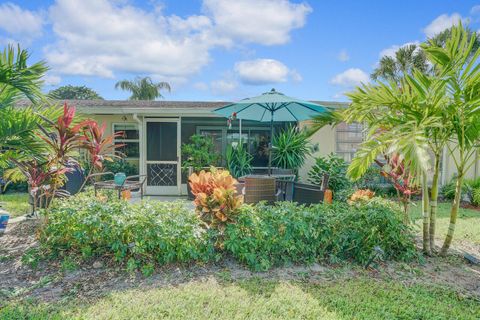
[226,144,252,178]
[224,201,416,271]
[40,193,215,268]
[272,126,315,171]
[308,153,351,194]
[181,134,220,172]
[189,168,243,232]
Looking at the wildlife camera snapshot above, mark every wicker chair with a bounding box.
[291,174,330,205]
[243,175,276,204]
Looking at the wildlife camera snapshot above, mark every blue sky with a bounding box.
[1,0,479,102]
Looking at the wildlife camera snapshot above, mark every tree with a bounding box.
[115,76,171,100]
[0,45,58,165]
[371,44,430,82]
[421,23,480,254]
[0,44,48,107]
[48,85,103,100]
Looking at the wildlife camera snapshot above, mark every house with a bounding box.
[22,99,480,195]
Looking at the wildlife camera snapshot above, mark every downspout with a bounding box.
[132,113,144,192]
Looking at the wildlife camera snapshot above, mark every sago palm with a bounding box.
[115,76,171,100]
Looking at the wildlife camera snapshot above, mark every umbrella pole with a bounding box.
[268,113,274,175]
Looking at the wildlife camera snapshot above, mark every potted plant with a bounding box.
[226,143,252,179]
[0,204,10,235]
[272,126,316,175]
[181,134,220,199]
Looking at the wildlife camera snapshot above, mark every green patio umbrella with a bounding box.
[213,88,328,174]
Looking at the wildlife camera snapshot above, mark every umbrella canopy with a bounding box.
[213,89,328,174]
[213,88,327,122]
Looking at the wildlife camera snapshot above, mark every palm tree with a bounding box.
[0,45,56,165]
[115,76,171,100]
[421,23,480,254]
[371,44,430,82]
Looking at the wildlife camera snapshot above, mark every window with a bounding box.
[113,123,140,159]
[197,127,271,167]
[336,122,363,162]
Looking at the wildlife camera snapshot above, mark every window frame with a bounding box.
[335,122,364,162]
[112,122,140,160]
[196,126,271,168]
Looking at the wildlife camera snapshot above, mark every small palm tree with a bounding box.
[371,44,430,82]
[115,76,171,100]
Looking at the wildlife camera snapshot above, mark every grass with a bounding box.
[0,192,30,218]
[409,200,480,244]
[1,278,479,319]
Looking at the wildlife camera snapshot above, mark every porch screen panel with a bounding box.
[147,122,177,161]
[146,122,178,187]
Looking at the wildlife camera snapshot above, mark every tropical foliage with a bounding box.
[310,23,480,255]
[181,134,220,172]
[189,168,243,232]
[48,85,103,100]
[115,76,171,100]
[226,143,252,178]
[272,126,314,171]
[41,193,215,272]
[308,153,350,192]
[224,201,416,271]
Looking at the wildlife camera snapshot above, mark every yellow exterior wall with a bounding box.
[298,121,336,182]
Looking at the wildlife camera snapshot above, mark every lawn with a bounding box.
[409,201,480,244]
[1,278,479,320]
[0,193,30,218]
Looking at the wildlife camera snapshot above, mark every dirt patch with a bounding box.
[1,219,480,305]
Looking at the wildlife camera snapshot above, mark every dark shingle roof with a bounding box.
[16,99,349,114]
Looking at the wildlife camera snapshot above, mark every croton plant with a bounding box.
[189,168,243,231]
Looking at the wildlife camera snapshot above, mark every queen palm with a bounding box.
[421,23,480,254]
[115,76,171,100]
[371,44,430,82]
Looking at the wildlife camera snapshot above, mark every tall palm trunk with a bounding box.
[422,172,430,253]
[441,170,464,254]
[429,154,441,252]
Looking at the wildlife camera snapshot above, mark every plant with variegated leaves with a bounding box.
[189,167,243,232]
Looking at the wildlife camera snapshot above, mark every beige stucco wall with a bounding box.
[442,145,480,184]
[298,121,336,183]
[87,113,480,186]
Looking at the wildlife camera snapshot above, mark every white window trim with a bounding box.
[112,122,140,161]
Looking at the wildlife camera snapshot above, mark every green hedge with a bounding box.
[224,201,417,271]
[40,193,416,272]
[40,193,216,269]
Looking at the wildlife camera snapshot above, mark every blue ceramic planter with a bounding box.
[114,172,127,186]
[0,214,9,235]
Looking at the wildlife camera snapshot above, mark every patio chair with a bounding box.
[243,175,276,204]
[291,173,330,205]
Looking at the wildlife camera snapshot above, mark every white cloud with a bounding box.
[0,3,44,43]
[193,82,209,91]
[203,0,312,45]
[210,79,238,95]
[379,41,420,58]
[471,5,480,15]
[423,13,463,38]
[45,0,217,79]
[330,68,369,87]
[43,74,62,86]
[44,0,310,82]
[337,49,350,62]
[234,58,300,85]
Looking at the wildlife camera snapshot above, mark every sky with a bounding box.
[1,0,479,102]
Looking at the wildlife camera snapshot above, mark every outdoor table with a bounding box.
[91,173,147,199]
